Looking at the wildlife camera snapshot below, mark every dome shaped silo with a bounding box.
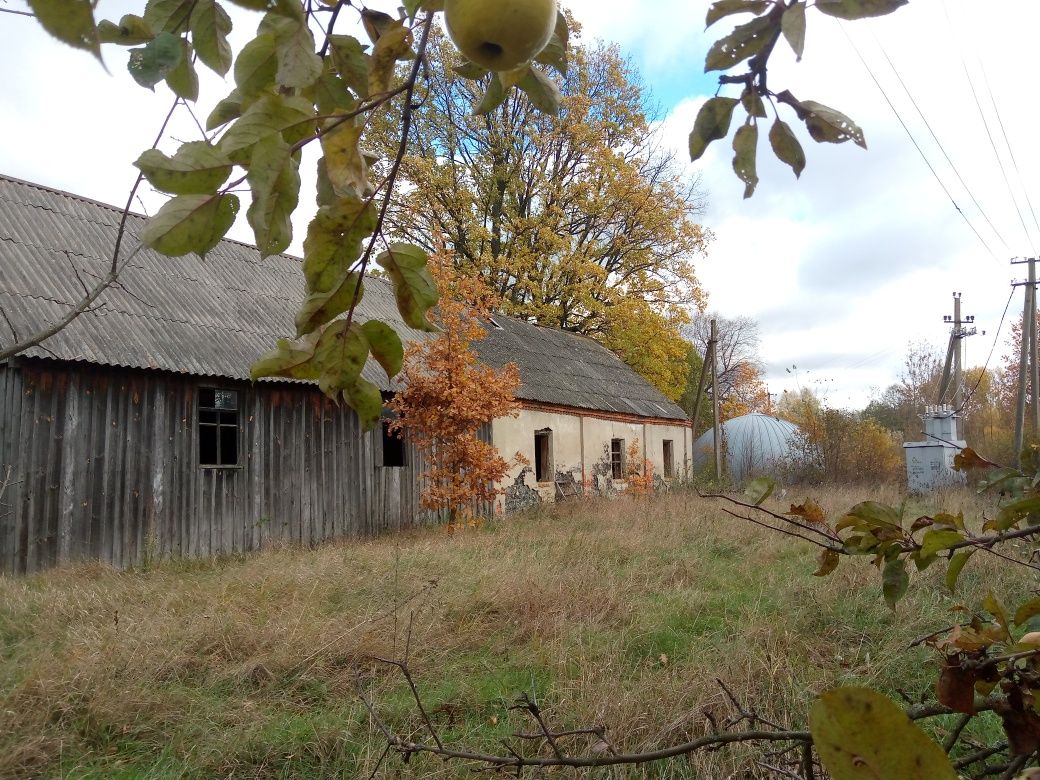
[692,413,801,483]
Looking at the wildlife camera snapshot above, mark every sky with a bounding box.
[1,1,1038,409]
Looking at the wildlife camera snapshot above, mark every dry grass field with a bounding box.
[0,486,1025,778]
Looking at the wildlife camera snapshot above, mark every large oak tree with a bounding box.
[371,30,710,397]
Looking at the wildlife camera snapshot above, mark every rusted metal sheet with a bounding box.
[0,360,480,575]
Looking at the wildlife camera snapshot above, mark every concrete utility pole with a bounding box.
[938,293,978,425]
[710,319,722,482]
[1031,261,1039,435]
[953,294,963,409]
[1012,257,1038,466]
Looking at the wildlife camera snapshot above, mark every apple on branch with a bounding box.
[444,0,558,71]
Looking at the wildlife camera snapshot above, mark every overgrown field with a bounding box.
[0,487,1025,778]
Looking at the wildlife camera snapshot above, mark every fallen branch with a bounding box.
[357,656,1018,776]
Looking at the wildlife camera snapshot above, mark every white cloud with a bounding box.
[646,1,1040,409]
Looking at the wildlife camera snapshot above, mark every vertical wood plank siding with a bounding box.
[0,361,485,574]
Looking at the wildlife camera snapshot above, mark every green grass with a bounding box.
[0,486,1029,778]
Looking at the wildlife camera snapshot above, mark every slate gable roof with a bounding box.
[0,174,688,421]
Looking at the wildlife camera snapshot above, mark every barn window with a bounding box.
[534,429,553,482]
[382,419,405,468]
[610,438,624,480]
[663,440,674,478]
[198,388,239,467]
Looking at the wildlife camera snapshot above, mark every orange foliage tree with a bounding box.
[623,438,654,496]
[388,252,523,523]
[719,363,770,421]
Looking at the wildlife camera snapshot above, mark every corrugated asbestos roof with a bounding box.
[0,174,688,421]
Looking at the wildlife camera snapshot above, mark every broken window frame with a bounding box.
[663,439,674,478]
[534,428,553,483]
[198,387,240,468]
[610,438,625,480]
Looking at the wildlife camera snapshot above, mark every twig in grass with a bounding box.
[511,693,565,761]
[716,678,788,733]
[512,726,606,741]
[290,577,437,679]
[910,625,960,648]
[371,656,444,750]
[801,741,816,780]
[943,713,972,753]
[999,752,1029,779]
[359,658,1017,776]
[757,759,809,779]
[358,659,815,772]
[367,742,391,780]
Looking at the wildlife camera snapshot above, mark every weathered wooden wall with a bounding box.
[0,359,479,575]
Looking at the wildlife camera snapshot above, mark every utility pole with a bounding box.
[953,294,963,409]
[1012,257,1038,465]
[1031,261,1039,435]
[688,339,713,439]
[710,318,722,482]
[938,293,978,421]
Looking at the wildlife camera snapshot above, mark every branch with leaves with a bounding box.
[691,0,905,197]
[691,450,1040,778]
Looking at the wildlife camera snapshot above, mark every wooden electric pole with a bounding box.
[710,319,722,482]
[688,340,712,439]
[687,321,722,480]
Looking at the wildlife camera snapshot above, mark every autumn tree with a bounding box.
[622,438,654,496]
[388,251,523,523]
[601,299,691,401]
[993,314,1040,440]
[368,29,709,397]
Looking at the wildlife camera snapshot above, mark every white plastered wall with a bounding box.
[492,406,692,514]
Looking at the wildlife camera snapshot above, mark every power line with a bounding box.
[838,24,999,262]
[972,33,1040,247]
[957,286,1015,413]
[868,30,1011,252]
[941,2,1036,255]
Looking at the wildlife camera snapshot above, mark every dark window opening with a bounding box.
[382,420,405,467]
[534,429,553,482]
[199,388,239,466]
[663,440,674,478]
[610,438,624,480]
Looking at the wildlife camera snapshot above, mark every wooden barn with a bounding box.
[0,175,691,574]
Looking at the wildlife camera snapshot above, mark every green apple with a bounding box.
[444,0,558,72]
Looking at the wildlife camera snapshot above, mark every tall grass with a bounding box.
[0,486,1024,778]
